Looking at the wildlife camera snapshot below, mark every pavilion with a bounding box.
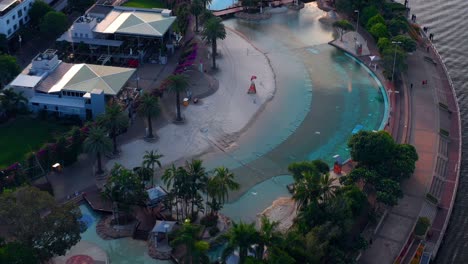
[57,6,177,65]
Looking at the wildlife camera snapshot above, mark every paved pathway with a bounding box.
[359,46,440,263]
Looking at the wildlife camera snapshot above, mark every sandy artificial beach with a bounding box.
[107,27,276,170]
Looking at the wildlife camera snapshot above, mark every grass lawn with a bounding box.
[0,117,70,168]
[122,0,166,8]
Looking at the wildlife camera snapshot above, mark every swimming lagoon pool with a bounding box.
[200,6,387,203]
[78,4,387,262]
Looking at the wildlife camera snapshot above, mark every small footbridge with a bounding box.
[213,0,295,17]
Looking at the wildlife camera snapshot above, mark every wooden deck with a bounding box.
[83,187,113,213]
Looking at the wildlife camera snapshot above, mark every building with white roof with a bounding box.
[0,0,34,38]
[8,49,136,120]
[57,6,177,63]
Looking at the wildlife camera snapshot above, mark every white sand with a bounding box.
[107,28,275,170]
[257,197,297,233]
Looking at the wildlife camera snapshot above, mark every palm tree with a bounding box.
[98,102,129,155]
[211,167,239,205]
[142,150,164,187]
[171,220,210,264]
[163,164,183,220]
[206,177,221,215]
[190,0,204,33]
[256,216,281,259]
[186,160,208,218]
[223,221,260,263]
[83,126,112,174]
[166,74,189,122]
[202,0,212,8]
[200,10,215,25]
[293,171,337,211]
[318,173,338,202]
[0,88,27,117]
[201,17,226,69]
[136,92,160,139]
[292,171,322,211]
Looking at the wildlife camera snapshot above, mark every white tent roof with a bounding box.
[94,9,176,38]
[48,64,135,95]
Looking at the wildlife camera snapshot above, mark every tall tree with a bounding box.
[166,74,189,122]
[28,1,53,25]
[136,92,160,139]
[210,166,239,205]
[175,2,190,34]
[0,88,27,117]
[0,34,8,54]
[83,126,112,174]
[288,160,329,182]
[171,220,210,264]
[257,216,281,259]
[162,164,182,220]
[348,131,395,167]
[201,17,226,69]
[332,20,354,41]
[191,0,204,33]
[0,241,38,264]
[223,221,260,263]
[142,150,164,187]
[0,55,20,87]
[186,159,208,218]
[104,164,148,223]
[0,187,82,262]
[39,12,68,38]
[202,0,212,8]
[98,102,129,155]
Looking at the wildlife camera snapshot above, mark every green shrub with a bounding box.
[392,35,417,52]
[366,14,385,30]
[388,18,408,36]
[370,23,389,39]
[414,217,430,236]
[377,37,391,52]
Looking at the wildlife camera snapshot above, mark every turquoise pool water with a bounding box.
[76,4,387,262]
[208,0,238,11]
[79,204,171,264]
[200,6,387,201]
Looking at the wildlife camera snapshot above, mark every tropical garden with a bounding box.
[164,130,417,263]
[334,0,418,80]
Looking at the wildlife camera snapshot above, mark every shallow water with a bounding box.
[79,204,171,264]
[201,5,386,200]
[77,4,387,262]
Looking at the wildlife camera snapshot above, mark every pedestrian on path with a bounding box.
[411,83,413,89]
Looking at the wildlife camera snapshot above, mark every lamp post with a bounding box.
[354,10,360,33]
[391,41,402,83]
[354,10,360,51]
